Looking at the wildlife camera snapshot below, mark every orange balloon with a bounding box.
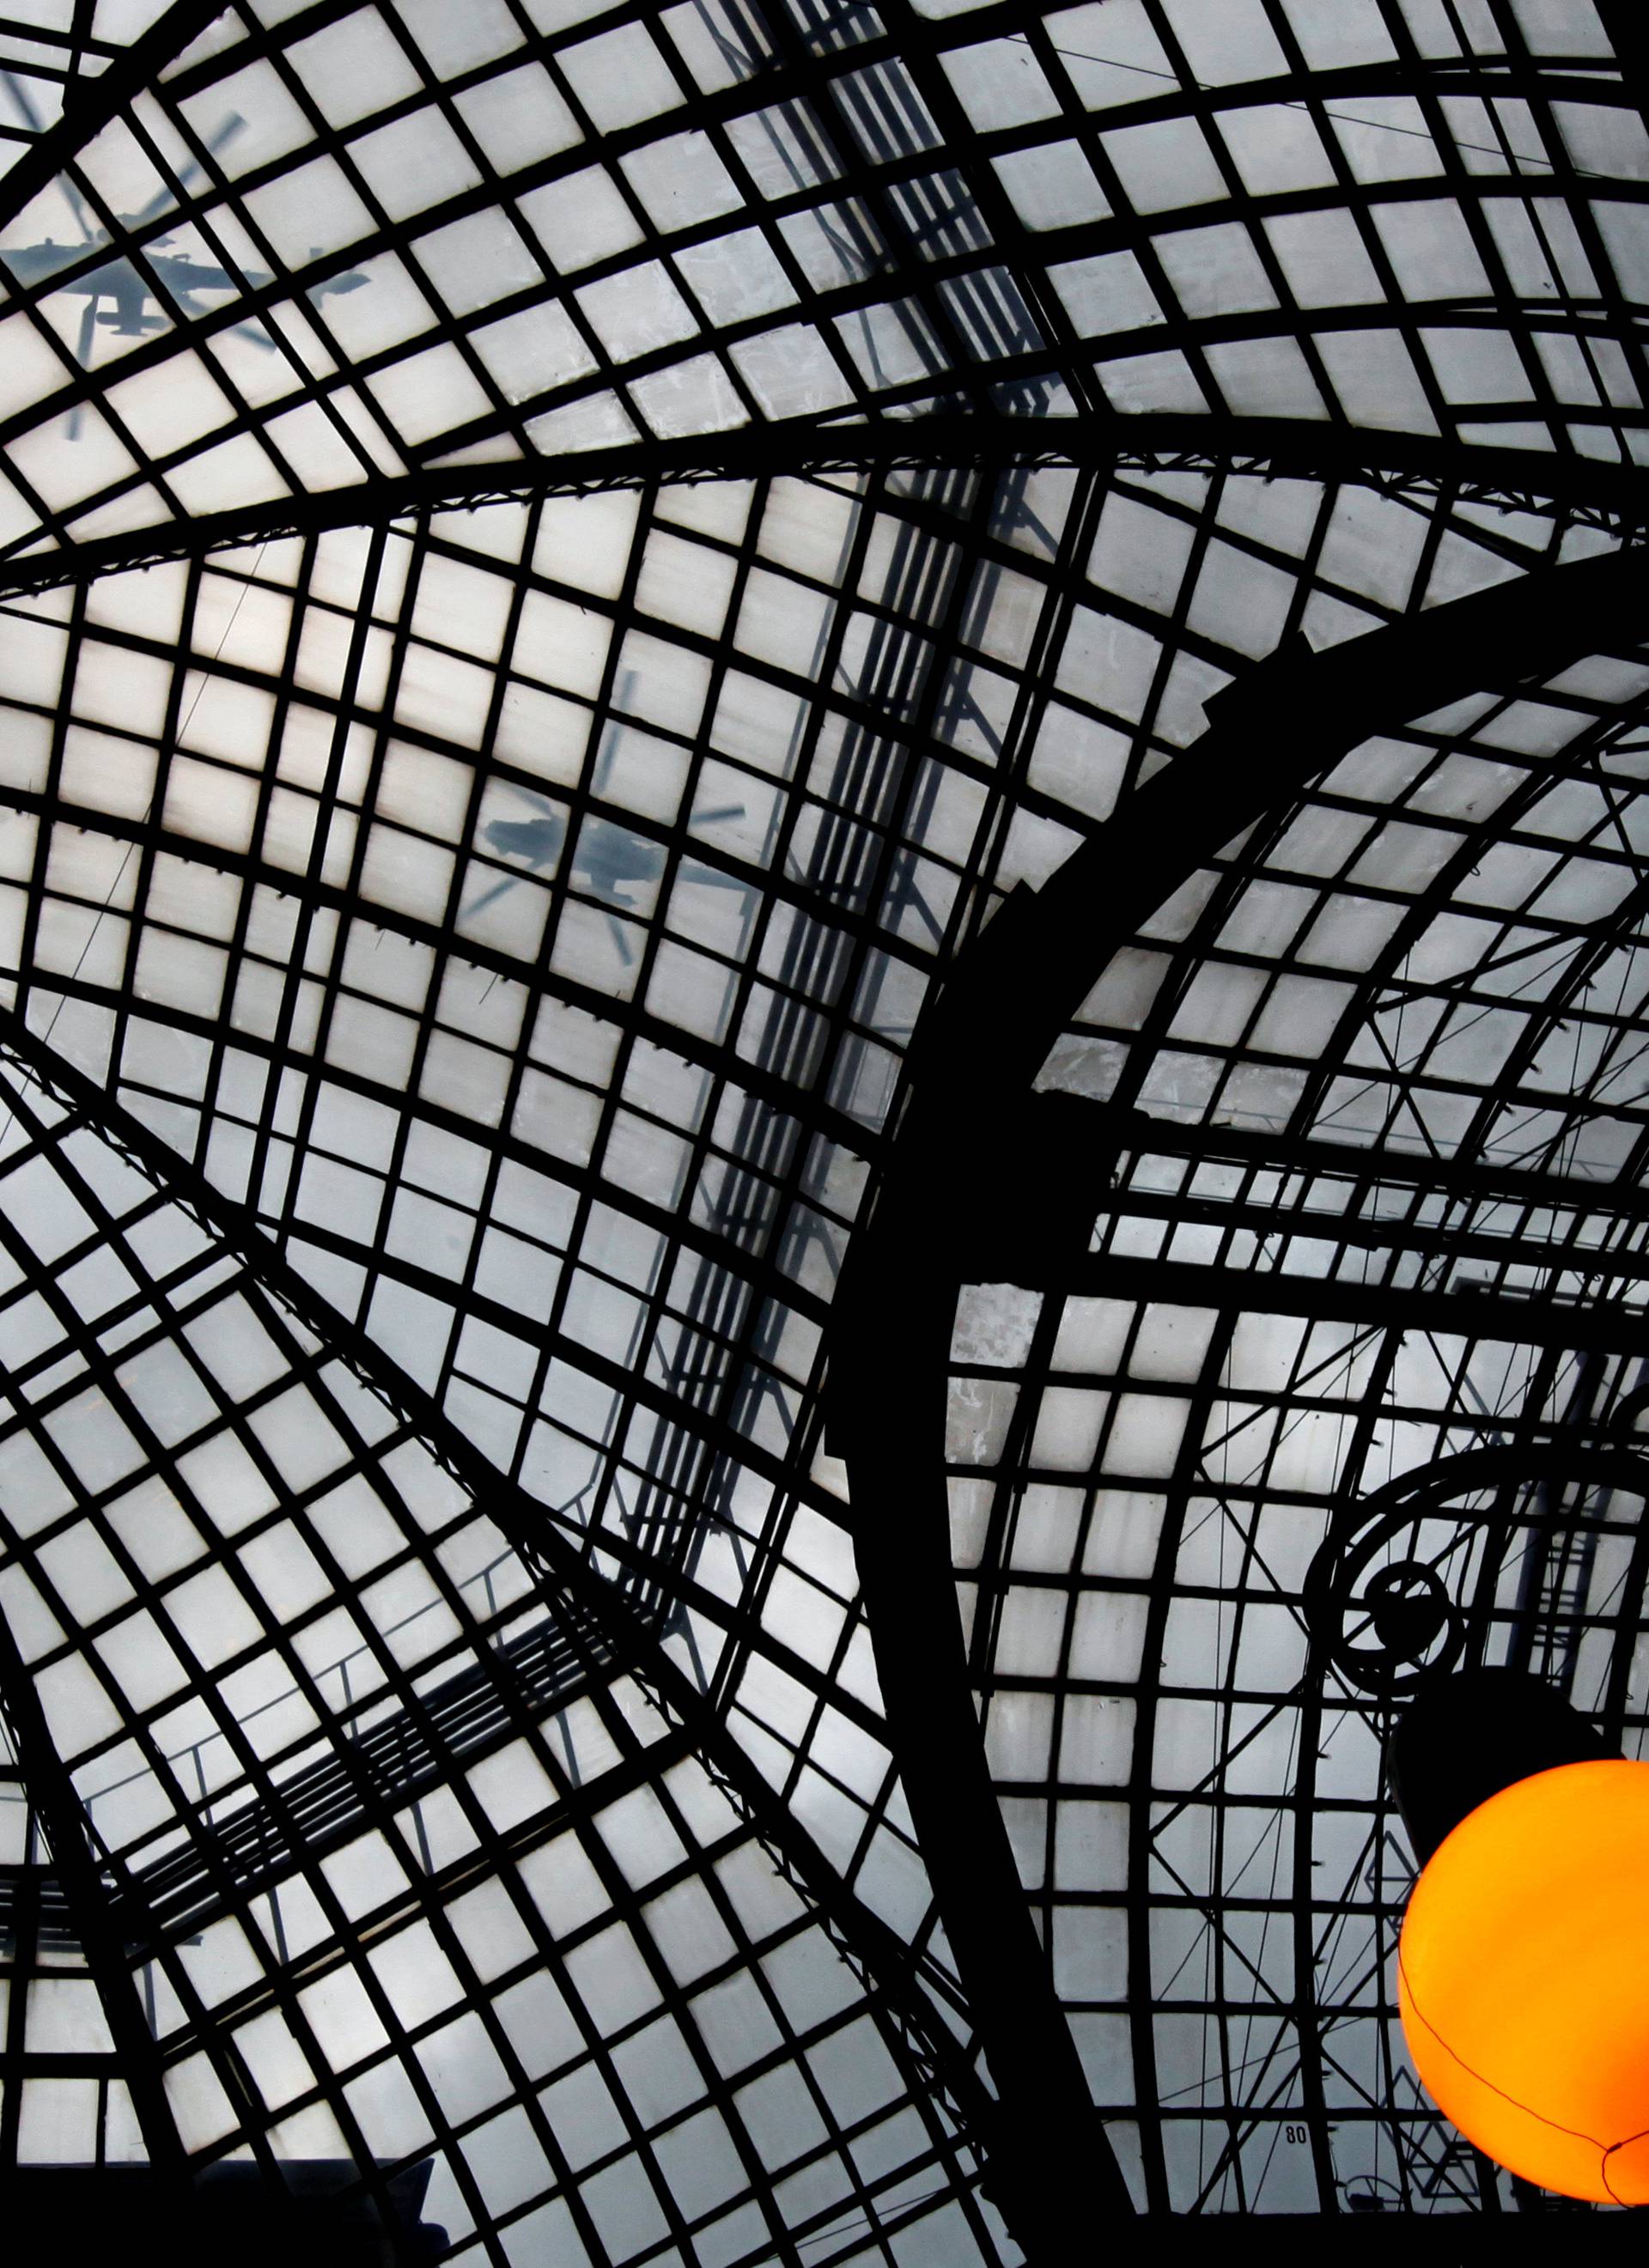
[1398,1757,1649,2202]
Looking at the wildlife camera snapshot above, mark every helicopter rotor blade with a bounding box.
[603,909,636,966]
[1,70,96,241]
[463,873,524,920]
[165,281,273,354]
[689,804,745,826]
[65,294,100,439]
[0,64,43,137]
[129,112,246,230]
[501,781,557,815]
[206,111,247,156]
[61,173,95,243]
[67,298,96,441]
[0,65,81,239]
[681,860,756,892]
[131,180,186,230]
[593,668,638,793]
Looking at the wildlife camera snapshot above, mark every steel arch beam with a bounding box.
[1,417,1646,599]
[830,539,1649,2249]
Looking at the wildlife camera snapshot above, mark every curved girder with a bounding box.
[0,417,1644,601]
[831,538,1649,2243]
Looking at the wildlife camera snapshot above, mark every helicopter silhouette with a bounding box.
[0,78,366,429]
[466,677,750,962]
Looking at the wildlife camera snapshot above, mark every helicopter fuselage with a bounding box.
[483,812,666,902]
[1,240,268,322]
[0,238,364,336]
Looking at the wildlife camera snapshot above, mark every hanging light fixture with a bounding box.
[1391,1669,1649,2203]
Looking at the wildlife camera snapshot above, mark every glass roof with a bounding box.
[951,624,1649,2211]
[0,0,1646,2255]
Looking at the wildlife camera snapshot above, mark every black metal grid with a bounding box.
[0,1,1646,2259]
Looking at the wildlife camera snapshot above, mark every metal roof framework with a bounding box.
[0,0,1645,2259]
